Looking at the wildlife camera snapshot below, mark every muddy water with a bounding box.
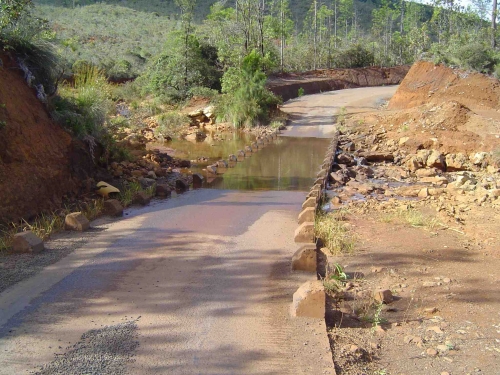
[157,133,330,191]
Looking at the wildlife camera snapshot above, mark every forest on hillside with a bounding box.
[1,0,499,149]
[30,0,495,80]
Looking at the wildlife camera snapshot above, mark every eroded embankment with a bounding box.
[267,65,410,102]
[0,55,96,223]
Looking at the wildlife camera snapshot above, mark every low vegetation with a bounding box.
[379,206,440,230]
[315,209,357,255]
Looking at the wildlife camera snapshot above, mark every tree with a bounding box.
[0,0,32,32]
[175,0,196,92]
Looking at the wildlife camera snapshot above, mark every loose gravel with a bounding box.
[0,221,111,293]
[33,320,139,375]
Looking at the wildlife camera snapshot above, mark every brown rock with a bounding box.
[156,184,172,198]
[291,280,325,318]
[192,173,204,189]
[291,245,317,272]
[132,191,151,206]
[104,199,123,217]
[373,289,393,304]
[302,197,318,210]
[294,222,315,243]
[298,207,315,225]
[64,212,90,231]
[12,231,44,253]
[426,348,438,357]
[426,150,446,170]
[175,179,188,193]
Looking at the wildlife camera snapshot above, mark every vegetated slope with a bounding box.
[0,55,83,223]
[34,0,390,26]
[267,65,410,101]
[35,4,175,79]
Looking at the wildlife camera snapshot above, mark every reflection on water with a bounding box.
[205,136,329,191]
[205,137,329,191]
[155,132,330,191]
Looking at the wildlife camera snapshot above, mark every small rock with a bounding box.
[192,173,204,189]
[12,231,44,253]
[175,179,188,193]
[371,267,385,273]
[104,199,123,217]
[64,212,90,232]
[423,281,437,287]
[424,307,439,314]
[156,184,171,198]
[427,326,443,334]
[426,348,438,357]
[373,289,393,304]
[132,191,151,206]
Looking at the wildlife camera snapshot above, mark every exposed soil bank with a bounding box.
[0,55,95,223]
[389,60,500,111]
[267,66,410,102]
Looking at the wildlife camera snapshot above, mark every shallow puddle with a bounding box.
[154,133,330,191]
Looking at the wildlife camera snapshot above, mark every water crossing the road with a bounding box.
[155,133,330,191]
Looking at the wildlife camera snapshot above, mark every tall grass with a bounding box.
[52,63,112,137]
[315,209,356,255]
[0,198,104,253]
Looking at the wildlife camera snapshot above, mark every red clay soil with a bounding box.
[389,61,500,111]
[349,61,500,155]
[0,55,82,223]
[267,66,410,101]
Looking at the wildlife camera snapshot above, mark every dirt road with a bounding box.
[0,86,398,374]
[280,86,398,138]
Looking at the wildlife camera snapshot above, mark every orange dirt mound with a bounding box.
[0,55,83,223]
[389,61,500,111]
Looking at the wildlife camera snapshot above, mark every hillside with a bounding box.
[34,0,385,24]
[0,54,96,223]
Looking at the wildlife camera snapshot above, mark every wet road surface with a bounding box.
[0,86,397,374]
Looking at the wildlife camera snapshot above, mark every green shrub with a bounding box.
[334,44,375,68]
[218,50,281,128]
[154,112,189,139]
[298,87,305,97]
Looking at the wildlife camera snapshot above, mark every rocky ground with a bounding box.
[319,62,500,375]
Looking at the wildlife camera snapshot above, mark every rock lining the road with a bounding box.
[34,320,139,375]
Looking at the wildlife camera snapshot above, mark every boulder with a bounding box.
[291,245,317,272]
[237,150,246,158]
[12,231,44,254]
[244,145,253,153]
[294,222,315,243]
[302,197,318,210]
[360,152,394,162]
[471,152,489,165]
[176,179,189,193]
[445,153,469,171]
[192,173,204,189]
[415,168,438,178]
[64,212,90,232]
[228,154,238,162]
[132,191,151,206]
[206,165,218,175]
[298,207,316,225]
[216,160,228,168]
[156,184,172,198]
[104,199,124,217]
[337,153,355,165]
[291,280,325,318]
[138,177,156,189]
[373,289,394,304]
[426,150,446,170]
